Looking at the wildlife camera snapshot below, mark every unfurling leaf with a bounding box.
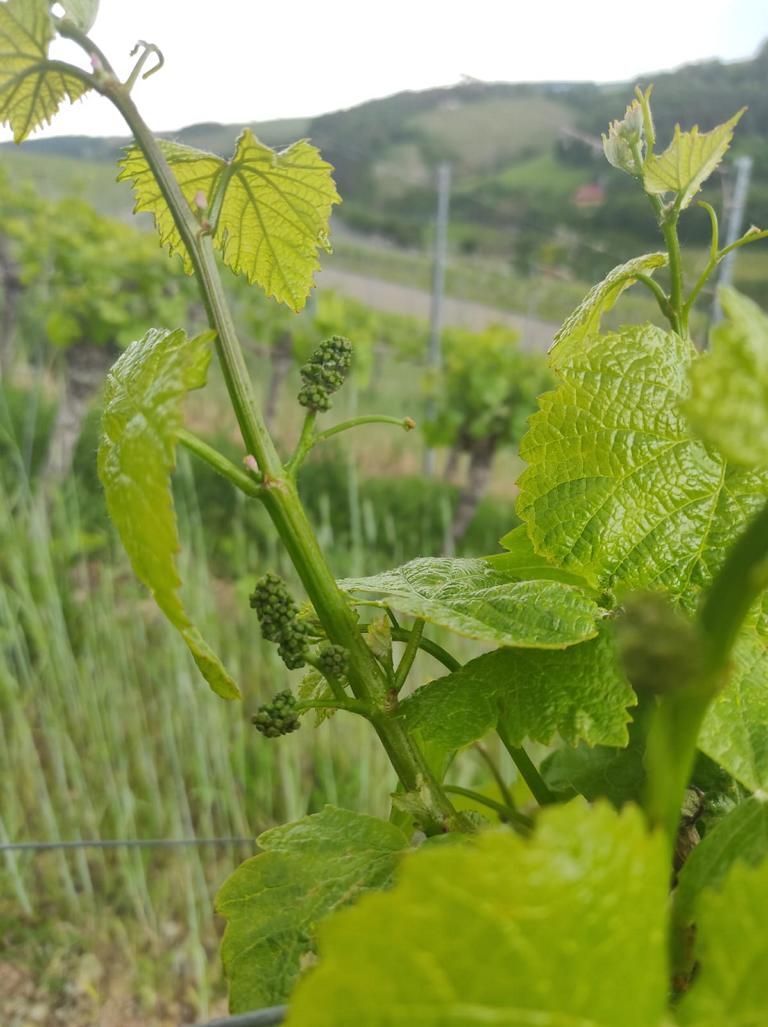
[398,625,634,756]
[602,98,645,174]
[217,807,408,1011]
[119,130,340,311]
[285,803,669,1027]
[518,324,768,597]
[0,0,91,142]
[686,288,768,467]
[339,556,602,649]
[643,109,745,210]
[98,328,240,699]
[549,252,667,365]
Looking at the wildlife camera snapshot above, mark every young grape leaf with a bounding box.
[540,697,652,805]
[685,288,768,467]
[518,324,768,597]
[398,625,634,754]
[492,523,595,587]
[119,130,340,311]
[677,859,768,1025]
[643,109,745,210]
[698,611,768,792]
[549,251,667,366]
[339,557,602,649]
[118,141,221,272]
[285,802,669,1027]
[0,0,91,143]
[217,806,408,1011]
[57,0,99,31]
[674,796,768,932]
[98,327,239,699]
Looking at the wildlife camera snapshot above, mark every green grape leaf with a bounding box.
[0,0,91,143]
[217,806,408,1011]
[98,328,239,699]
[677,859,768,1025]
[57,0,99,30]
[118,141,221,273]
[518,324,768,596]
[339,557,602,649]
[550,252,667,366]
[541,698,651,805]
[698,612,768,791]
[493,523,595,587]
[643,109,745,210]
[674,796,768,932]
[286,802,669,1027]
[119,129,340,311]
[686,288,768,467]
[398,625,634,754]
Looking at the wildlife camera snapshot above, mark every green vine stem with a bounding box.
[495,726,557,806]
[635,272,674,324]
[474,742,517,812]
[57,20,460,835]
[631,137,685,337]
[442,786,533,833]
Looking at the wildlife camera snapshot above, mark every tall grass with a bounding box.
[0,381,508,1018]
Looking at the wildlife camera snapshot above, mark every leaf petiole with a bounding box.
[295,697,373,719]
[442,786,533,833]
[393,618,425,692]
[176,428,262,497]
[287,415,416,475]
[496,726,557,806]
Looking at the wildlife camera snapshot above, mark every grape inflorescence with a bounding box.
[298,335,353,412]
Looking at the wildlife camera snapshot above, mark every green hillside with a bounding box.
[4,42,767,279]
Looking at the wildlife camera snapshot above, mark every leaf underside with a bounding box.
[119,130,340,311]
[216,807,408,1011]
[0,0,90,143]
[97,327,239,699]
[286,802,669,1027]
[339,556,602,649]
[398,624,635,755]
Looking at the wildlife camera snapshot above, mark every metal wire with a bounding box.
[189,1007,286,1027]
[1,837,254,853]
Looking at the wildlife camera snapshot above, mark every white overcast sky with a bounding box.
[4,0,768,142]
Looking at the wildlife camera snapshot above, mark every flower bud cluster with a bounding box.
[250,572,309,669]
[316,643,349,679]
[252,690,300,738]
[298,335,353,412]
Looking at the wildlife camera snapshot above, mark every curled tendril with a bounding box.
[125,40,165,91]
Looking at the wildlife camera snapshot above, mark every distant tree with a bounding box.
[424,324,553,549]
